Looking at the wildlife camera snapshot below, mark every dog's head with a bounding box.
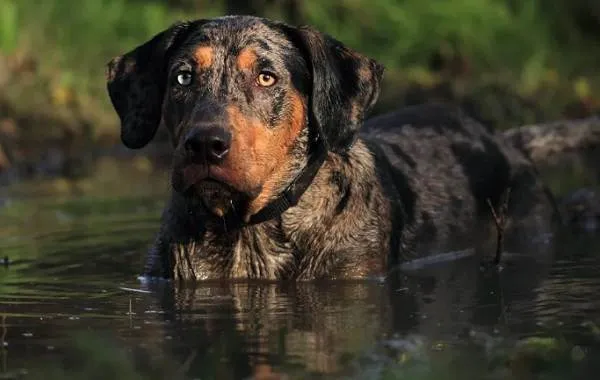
[106,15,383,220]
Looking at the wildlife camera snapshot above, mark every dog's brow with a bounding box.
[170,60,192,72]
[194,46,214,69]
[256,57,275,68]
[237,48,258,71]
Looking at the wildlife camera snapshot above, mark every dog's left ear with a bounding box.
[288,25,384,153]
[106,21,198,149]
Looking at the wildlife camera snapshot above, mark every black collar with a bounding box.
[218,131,329,231]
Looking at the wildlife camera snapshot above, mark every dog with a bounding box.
[106,15,558,281]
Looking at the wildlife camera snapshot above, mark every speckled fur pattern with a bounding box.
[106,16,558,282]
[148,138,389,281]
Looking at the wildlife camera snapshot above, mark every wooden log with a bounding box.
[502,116,600,164]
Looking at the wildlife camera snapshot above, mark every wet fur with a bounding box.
[149,105,556,281]
[147,138,389,280]
[106,16,557,281]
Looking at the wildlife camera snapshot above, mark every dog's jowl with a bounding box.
[106,15,557,281]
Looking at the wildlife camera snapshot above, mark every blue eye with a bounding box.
[176,71,193,86]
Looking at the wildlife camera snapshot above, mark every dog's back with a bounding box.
[361,103,558,261]
[106,16,565,280]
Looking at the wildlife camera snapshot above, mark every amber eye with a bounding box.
[256,72,277,87]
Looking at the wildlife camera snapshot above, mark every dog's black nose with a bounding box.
[184,127,231,164]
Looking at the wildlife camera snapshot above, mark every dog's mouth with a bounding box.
[173,163,250,218]
[193,179,246,217]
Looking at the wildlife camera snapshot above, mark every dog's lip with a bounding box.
[193,178,237,194]
[181,164,237,192]
[179,164,262,198]
[181,164,209,190]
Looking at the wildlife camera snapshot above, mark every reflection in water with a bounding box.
[145,253,561,378]
[1,188,600,378]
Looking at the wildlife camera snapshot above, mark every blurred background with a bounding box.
[1,3,600,379]
[0,0,599,194]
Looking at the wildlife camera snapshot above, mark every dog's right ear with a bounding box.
[282,25,384,154]
[106,21,196,149]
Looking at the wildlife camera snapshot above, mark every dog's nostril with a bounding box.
[209,138,229,158]
[184,127,231,163]
[184,138,203,154]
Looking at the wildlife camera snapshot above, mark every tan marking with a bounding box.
[245,91,306,218]
[106,56,121,81]
[252,363,282,380]
[219,91,306,220]
[350,103,362,123]
[212,206,225,218]
[237,48,257,71]
[358,64,372,82]
[194,46,214,69]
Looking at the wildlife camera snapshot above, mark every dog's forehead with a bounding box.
[183,16,294,52]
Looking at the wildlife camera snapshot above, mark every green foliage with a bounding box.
[1,0,599,143]
[302,0,598,83]
[0,0,18,53]
[7,0,600,91]
[9,0,207,101]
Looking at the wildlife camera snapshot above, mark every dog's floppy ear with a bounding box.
[106,21,196,149]
[290,26,384,153]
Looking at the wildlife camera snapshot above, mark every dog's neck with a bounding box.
[166,139,391,281]
[219,127,328,229]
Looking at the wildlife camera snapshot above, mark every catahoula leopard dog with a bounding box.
[106,15,558,281]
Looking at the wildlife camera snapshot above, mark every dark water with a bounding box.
[1,164,600,379]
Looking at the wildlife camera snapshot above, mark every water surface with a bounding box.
[1,161,600,379]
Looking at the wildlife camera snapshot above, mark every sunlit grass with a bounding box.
[0,0,598,142]
[0,0,216,137]
[0,0,18,53]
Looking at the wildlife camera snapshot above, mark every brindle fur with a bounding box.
[106,15,557,281]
